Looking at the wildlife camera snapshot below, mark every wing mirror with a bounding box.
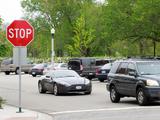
[128,71,137,77]
[46,75,51,78]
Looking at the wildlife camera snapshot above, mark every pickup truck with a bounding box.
[0,58,33,75]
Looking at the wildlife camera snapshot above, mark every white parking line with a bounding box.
[50,106,160,115]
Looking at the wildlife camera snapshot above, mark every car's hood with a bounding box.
[56,77,85,85]
[142,74,160,81]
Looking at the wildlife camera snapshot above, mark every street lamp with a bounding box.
[51,28,55,66]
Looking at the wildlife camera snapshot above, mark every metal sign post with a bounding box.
[18,47,22,113]
[6,20,34,113]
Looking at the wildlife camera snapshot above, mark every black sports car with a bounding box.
[38,70,92,95]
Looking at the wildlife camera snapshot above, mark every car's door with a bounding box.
[115,62,128,95]
[43,72,53,91]
[125,63,138,96]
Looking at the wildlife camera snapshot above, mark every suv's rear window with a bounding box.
[110,62,120,74]
[116,62,128,74]
[96,60,110,66]
[68,60,80,70]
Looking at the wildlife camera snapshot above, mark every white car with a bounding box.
[43,63,68,74]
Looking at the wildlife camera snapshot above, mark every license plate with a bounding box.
[76,86,82,90]
[102,71,106,74]
[32,72,35,75]
[89,73,93,75]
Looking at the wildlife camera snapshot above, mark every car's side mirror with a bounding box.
[128,71,137,77]
[46,75,51,78]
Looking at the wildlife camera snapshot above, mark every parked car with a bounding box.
[107,59,160,106]
[96,63,112,82]
[30,63,48,77]
[0,58,33,75]
[68,58,112,80]
[38,70,92,95]
[43,63,68,75]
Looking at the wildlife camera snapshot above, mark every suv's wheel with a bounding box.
[110,86,120,103]
[5,71,10,75]
[15,68,19,74]
[32,74,36,77]
[136,88,148,106]
[99,79,104,82]
[38,82,46,93]
[53,83,59,96]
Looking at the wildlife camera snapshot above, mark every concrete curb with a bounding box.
[0,105,53,120]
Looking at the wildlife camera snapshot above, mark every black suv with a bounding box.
[68,58,110,80]
[107,59,160,105]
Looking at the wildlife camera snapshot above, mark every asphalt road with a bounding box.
[0,72,160,120]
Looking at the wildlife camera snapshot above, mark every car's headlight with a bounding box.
[146,80,159,87]
[85,79,90,85]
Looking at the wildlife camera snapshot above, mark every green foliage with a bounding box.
[66,15,95,57]
[19,0,160,58]
[0,96,5,108]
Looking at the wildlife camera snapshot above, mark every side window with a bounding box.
[110,62,120,74]
[116,62,128,74]
[127,63,136,74]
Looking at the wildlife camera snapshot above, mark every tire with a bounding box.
[38,82,46,93]
[110,86,120,103]
[85,91,91,95]
[24,72,28,74]
[53,83,59,96]
[136,88,148,106]
[99,79,104,82]
[32,74,36,77]
[15,68,19,74]
[87,76,93,80]
[5,71,10,75]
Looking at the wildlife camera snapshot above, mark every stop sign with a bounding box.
[6,20,34,47]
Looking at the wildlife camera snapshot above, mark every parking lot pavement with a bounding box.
[0,105,53,120]
[0,73,160,120]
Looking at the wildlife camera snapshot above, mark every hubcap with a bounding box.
[138,91,144,104]
[111,88,116,100]
[54,85,58,95]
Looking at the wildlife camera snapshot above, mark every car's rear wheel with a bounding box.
[38,82,46,93]
[136,88,148,106]
[32,74,36,77]
[53,83,59,96]
[110,86,120,103]
[99,79,104,82]
[5,71,10,75]
[15,68,19,74]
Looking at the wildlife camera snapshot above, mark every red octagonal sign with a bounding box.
[6,20,34,47]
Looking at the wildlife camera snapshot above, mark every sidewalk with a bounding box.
[0,105,53,120]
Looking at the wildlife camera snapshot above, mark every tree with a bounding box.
[66,15,95,56]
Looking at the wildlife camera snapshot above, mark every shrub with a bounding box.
[0,97,5,108]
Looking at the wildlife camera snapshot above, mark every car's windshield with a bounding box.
[137,62,160,75]
[52,70,80,78]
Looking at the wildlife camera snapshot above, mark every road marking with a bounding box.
[50,106,160,115]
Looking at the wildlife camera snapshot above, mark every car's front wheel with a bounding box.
[110,86,120,103]
[53,83,59,96]
[5,71,10,75]
[38,82,46,93]
[32,74,36,77]
[136,88,148,106]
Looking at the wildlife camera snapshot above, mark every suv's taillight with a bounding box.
[80,65,83,71]
[96,68,99,75]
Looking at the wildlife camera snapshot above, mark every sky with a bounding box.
[0,0,23,23]
[0,0,105,24]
